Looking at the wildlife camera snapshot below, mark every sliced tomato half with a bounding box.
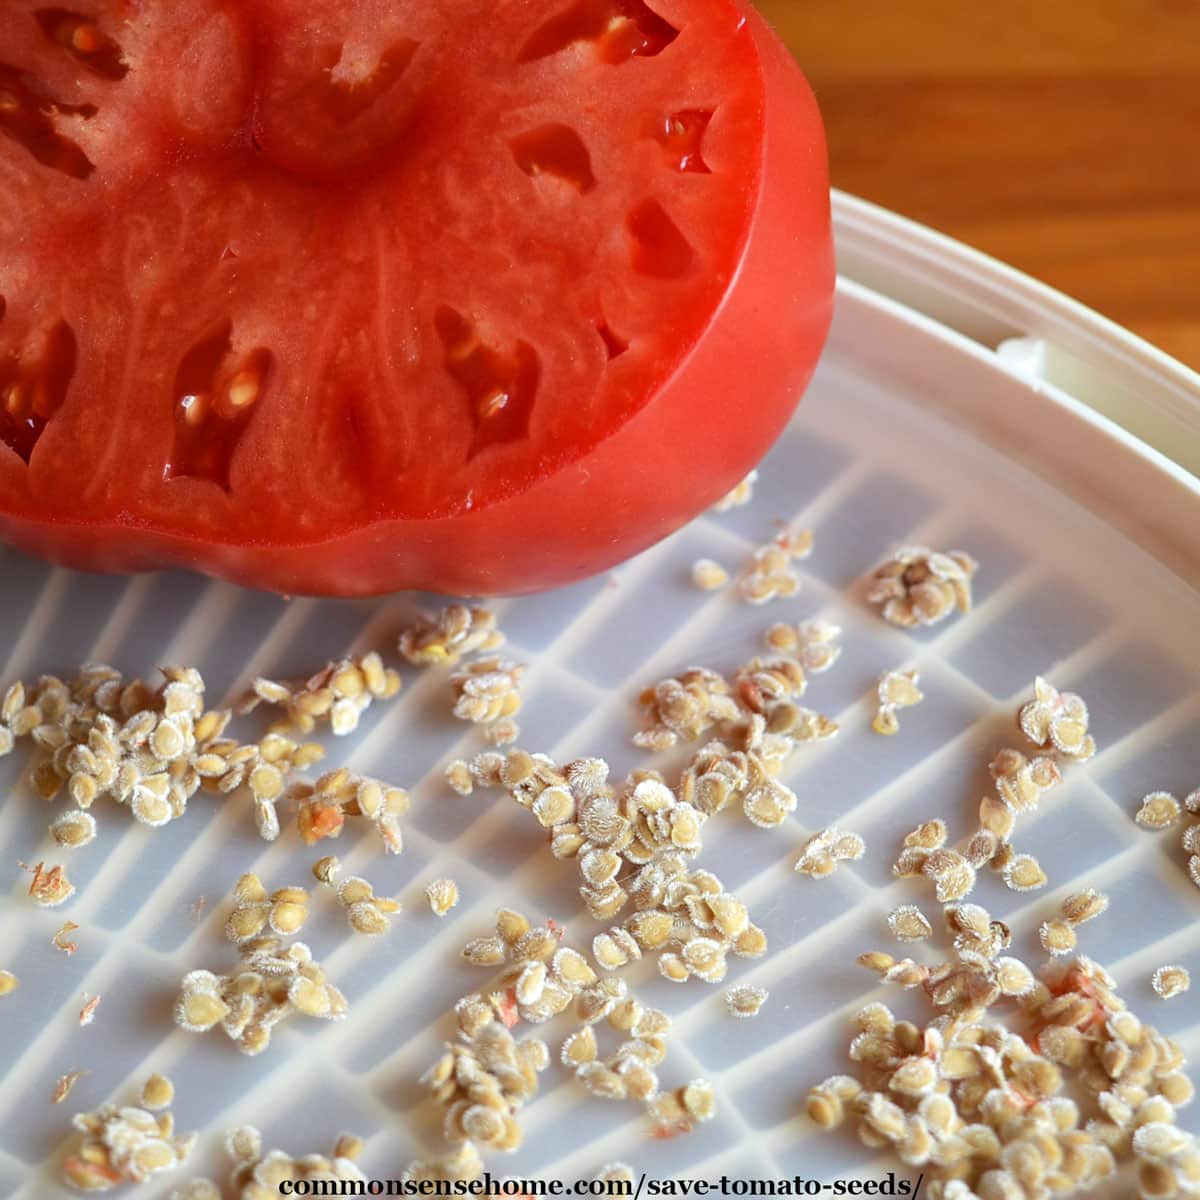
[0,0,833,595]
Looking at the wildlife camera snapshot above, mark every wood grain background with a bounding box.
[758,0,1200,370]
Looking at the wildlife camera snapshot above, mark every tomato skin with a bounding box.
[0,3,832,596]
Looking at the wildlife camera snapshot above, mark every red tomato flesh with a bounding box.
[0,0,833,596]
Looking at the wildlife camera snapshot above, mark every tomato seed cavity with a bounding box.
[0,63,95,179]
[597,322,628,360]
[510,124,596,193]
[166,320,272,490]
[652,110,713,174]
[34,8,128,80]
[627,199,695,279]
[435,306,541,458]
[0,316,77,465]
[518,0,679,65]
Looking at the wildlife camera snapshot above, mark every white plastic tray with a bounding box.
[0,193,1198,1196]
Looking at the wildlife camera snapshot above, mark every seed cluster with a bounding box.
[867,546,978,628]
[334,874,401,936]
[224,874,309,943]
[174,877,346,1055]
[240,651,402,737]
[635,667,740,752]
[63,1075,194,1191]
[893,821,980,905]
[459,756,767,984]
[1133,787,1200,890]
[3,663,341,849]
[763,620,843,673]
[1039,890,1109,958]
[290,766,409,853]
[560,979,673,1106]
[461,908,595,1023]
[638,648,837,766]
[815,913,1200,1200]
[397,605,524,746]
[739,527,813,605]
[450,657,524,746]
[421,991,550,1154]
[795,827,866,878]
[872,670,924,736]
[308,855,401,934]
[218,1126,368,1199]
[634,650,837,832]
[810,657,1195,1200]
[648,1079,718,1131]
[398,605,505,666]
[894,680,1098,909]
[1018,677,1096,763]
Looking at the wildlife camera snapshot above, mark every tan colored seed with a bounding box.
[1039,919,1077,957]
[312,855,341,885]
[1004,853,1048,892]
[904,820,947,851]
[225,905,267,943]
[426,878,459,916]
[680,1079,717,1122]
[445,760,474,795]
[1061,888,1108,925]
[858,951,896,973]
[887,905,933,942]
[1151,965,1190,999]
[290,976,332,1017]
[1160,1073,1194,1106]
[658,954,690,983]
[335,1133,365,1160]
[871,707,901,736]
[270,898,308,936]
[63,1154,122,1191]
[140,1074,174,1111]
[725,985,768,1018]
[578,1063,627,1101]
[0,970,19,996]
[691,559,729,591]
[51,809,97,848]
[462,936,507,966]
[1136,791,1181,830]
[177,990,229,1030]
[495,908,530,944]
[562,1026,598,1066]
[348,902,391,936]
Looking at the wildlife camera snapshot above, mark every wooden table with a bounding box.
[760,0,1200,371]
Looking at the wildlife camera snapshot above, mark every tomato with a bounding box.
[0,0,832,596]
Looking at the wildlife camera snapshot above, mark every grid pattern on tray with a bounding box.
[0,352,1197,1197]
